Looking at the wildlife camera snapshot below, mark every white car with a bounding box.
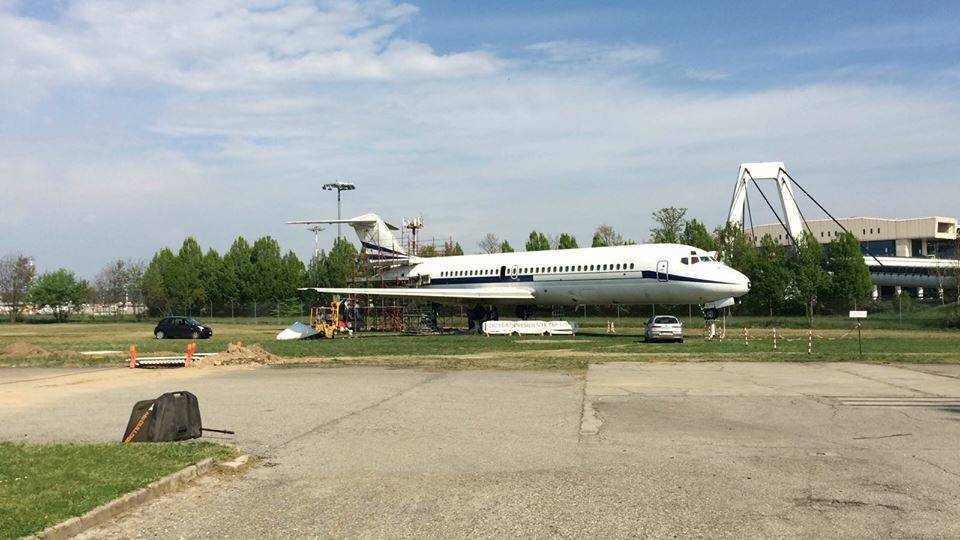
[644,315,683,343]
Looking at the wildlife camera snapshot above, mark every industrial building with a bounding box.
[747,217,960,299]
[746,216,958,258]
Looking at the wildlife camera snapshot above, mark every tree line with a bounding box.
[3,207,949,323]
[140,236,360,314]
[476,224,635,254]
[0,236,361,320]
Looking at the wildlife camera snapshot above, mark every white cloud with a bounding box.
[0,0,503,104]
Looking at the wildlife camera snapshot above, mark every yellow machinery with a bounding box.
[310,300,344,339]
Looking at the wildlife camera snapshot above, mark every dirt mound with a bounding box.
[1,341,51,358]
[203,343,280,366]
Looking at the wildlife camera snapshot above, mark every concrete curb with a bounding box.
[29,455,249,540]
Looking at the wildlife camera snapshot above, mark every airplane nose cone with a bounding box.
[731,271,750,297]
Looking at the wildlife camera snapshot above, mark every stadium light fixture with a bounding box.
[322,181,356,238]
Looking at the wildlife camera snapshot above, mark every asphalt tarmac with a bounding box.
[2,362,959,538]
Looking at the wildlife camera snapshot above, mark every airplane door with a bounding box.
[509,265,519,280]
[656,260,669,282]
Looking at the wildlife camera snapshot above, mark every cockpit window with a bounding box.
[690,256,699,264]
[681,257,689,265]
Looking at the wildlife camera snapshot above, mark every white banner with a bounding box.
[482,320,516,335]
[482,320,578,336]
[546,321,577,335]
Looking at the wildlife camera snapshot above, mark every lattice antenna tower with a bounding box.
[403,216,424,256]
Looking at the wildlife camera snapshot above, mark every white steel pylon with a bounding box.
[727,162,805,241]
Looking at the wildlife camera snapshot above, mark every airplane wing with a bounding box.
[287,217,399,231]
[298,287,535,301]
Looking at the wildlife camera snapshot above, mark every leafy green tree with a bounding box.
[525,231,550,251]
[281,250,306,295]
[250,236,285,301]
[750,234,791,316]
[27,269,89,322]
[169,237,204,310]
[142,248,176,314]
[440,240,464,256]
[650,207,687,244]
[680,219,717,251]
[825,232,872,310]
[305,252,328,288]
[713,222,755,274]
[592,225,624,247]
[200,249,224,305]
[557,233,579,249]
[223,237,254,303]
[500,240,515,253]
[418,245,439,257]
[790,231,830,324]
[324,237,359,289]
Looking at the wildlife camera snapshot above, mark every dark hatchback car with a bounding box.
[154,317,213,340]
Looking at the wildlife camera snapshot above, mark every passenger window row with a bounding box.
[439,263,636,278]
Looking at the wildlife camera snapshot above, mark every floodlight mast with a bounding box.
[322,181,356,238]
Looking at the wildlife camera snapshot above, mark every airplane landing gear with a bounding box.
[700,306,723,339]
[467,305,500,333]
[514,305,533,320]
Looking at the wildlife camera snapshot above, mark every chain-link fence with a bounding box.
[4,296,958,330]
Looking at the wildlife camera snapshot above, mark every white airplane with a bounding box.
[288,213,750,320]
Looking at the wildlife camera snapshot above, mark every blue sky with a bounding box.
[1,0,959,277]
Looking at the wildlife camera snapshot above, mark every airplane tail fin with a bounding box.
[288,213,416,264]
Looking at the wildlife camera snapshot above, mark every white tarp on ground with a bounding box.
[276,321,319,341]
[482,320,578,336]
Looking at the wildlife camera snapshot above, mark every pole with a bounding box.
[337,189,342,238]
[857,322,863,358]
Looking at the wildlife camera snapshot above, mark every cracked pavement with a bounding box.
[2,362,960,538]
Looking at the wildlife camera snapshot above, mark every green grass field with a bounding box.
[2,316,959,369]
[0,442,236,538]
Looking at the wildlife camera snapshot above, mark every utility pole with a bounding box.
[322,181,356,239]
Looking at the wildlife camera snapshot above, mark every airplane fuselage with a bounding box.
[379,244,749,306]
